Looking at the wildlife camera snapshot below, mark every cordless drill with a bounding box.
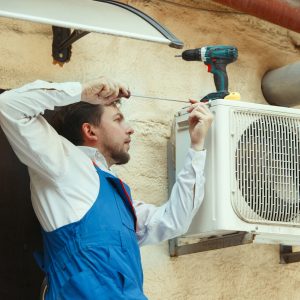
[178,45,238,102]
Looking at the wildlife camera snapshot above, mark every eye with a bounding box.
[114,116,123,123]
[114,114,124,122]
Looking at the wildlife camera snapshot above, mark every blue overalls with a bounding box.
[38,166,147,300]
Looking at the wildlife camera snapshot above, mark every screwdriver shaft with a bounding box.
[130,94,188,103]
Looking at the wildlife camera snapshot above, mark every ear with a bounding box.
[81,123,98,144]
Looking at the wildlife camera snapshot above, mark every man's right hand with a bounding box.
[81,77,130,105]
[187,99,213,151]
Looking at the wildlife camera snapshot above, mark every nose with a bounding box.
[126,124,134,135]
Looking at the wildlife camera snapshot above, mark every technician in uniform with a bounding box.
[0,77,213,300]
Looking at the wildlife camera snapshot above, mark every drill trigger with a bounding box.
[207,64,212,72]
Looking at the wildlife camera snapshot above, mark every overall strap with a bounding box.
[92,161,137,231]
[119,178,137,231]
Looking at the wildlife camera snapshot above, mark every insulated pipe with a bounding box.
[262,62,300,107]
[212,0,300,33]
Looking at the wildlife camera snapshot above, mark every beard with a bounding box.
[99,129,131,165]
[111,149,130,165]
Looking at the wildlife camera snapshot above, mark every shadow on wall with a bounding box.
[0,126,43,299]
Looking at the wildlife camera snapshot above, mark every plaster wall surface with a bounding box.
[1,0,300,299]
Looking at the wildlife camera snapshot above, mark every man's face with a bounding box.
[95,104,134,166]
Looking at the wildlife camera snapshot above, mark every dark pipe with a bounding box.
[262,61,300,107]
[213,0,300,33]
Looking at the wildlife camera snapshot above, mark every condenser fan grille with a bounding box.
[233,110,300,226]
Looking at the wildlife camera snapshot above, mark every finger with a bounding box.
[187,103,207,113]
[191,109,214,125]
[187,102,206,110]
[108,81,117,97]
[192,109,213,124]
[194,103,210,114]
[189,110,207,121]
[106,84,129,103]
[106,82,127,103]
[94,83,108,95]
[189,99,198,104]
[201,102,211,113]
[187,103,198,113]
[106,89,120,103]
[97,84,111,98]
[119,84,130,98]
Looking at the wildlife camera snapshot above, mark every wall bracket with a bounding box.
[51,0,183,64]
[280,245,300,264]
[52,27,89,64]
[169,232,253,257]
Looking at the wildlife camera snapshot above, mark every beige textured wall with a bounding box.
[1,1,300,299]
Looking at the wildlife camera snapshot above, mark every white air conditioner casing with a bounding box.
[174,100,300,245]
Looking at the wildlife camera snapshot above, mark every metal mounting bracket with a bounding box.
[280,245,300,264]
[169,232,253,257]
[52,27,89,64]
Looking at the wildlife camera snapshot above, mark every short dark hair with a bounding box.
[50,102,104,145]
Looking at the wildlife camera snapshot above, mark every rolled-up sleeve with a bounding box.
[134,148,206,246]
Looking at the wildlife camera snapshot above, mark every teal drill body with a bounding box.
[180,45,238,102]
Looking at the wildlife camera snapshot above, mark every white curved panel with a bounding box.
[0,0,171,45]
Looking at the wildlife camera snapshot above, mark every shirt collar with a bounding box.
[77,146,112,173]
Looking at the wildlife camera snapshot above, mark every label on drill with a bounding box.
[201,47,207,61]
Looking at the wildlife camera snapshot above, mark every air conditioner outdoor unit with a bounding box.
[174,99,300,246]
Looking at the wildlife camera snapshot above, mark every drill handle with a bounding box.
[208,61,228,92]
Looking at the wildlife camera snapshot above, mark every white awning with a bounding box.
[0,0,183,47]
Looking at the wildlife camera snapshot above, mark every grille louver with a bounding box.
[233,110,300,226]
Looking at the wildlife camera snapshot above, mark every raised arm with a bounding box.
[0,80,83,180]
[0,78,129,180]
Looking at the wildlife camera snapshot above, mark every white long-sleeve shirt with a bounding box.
[0,80,206,246]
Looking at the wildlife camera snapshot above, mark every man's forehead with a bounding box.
[103,103,123,117]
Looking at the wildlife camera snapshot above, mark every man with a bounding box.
[0,77,213,299]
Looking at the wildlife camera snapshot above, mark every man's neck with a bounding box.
[78,145,113,169]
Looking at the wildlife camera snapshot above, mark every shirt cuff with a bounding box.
[187,148,206,171]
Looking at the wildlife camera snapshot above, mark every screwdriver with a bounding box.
[118,92,211,115]
[130,94,188,104]
[119,90,189,103]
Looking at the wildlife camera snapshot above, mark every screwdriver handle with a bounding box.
[118,90,131,99]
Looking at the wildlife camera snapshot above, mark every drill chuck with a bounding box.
[181,48,202,61]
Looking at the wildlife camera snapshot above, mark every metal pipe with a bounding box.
[262,61,300,107]
[212,0,300,33]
